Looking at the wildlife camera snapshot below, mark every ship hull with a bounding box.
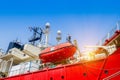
[2,48,120,80]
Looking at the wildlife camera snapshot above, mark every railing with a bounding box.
[97,22,120,46]
[8,61,40,77]
[9,66,39,76]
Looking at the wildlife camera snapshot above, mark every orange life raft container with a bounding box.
[39,42,76,63]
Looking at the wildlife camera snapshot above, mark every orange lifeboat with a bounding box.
[39,42,76,63]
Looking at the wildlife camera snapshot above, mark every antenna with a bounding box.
[66,34,71,43]
[56,30,62,44]
[29,27,43,45]
[29,22,50,46]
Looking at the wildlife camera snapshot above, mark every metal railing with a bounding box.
[8,61,40,77]
[97,22,120,46]
[9,66,39,76]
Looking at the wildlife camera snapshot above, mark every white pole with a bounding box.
[107,33,110,40]
[45,22,50,47]
[117,22,119,30]
[45,34,48,47]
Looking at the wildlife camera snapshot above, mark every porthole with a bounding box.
[61,75,64,79]
[83,73,87,76]
[50,77,53,80]
[104,70,109,74]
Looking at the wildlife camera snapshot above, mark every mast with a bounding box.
[44,22,50,47]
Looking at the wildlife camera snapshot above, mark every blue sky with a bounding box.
[0,0,120,51]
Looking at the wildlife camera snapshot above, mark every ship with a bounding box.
[0,22,120,80]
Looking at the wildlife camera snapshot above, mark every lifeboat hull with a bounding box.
[39,42,76,63]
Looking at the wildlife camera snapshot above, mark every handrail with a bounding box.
[97,21,120,46]
[8,61,40,77]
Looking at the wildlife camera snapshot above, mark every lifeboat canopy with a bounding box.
[39,42,77,63]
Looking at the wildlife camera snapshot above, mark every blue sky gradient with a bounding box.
[0,0,120,51]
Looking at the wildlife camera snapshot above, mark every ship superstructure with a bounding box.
[0,22,120,80]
